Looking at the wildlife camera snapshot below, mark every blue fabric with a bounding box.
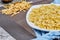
[52,0,60,4]
[32,0,60,40]
[32,29,60,40]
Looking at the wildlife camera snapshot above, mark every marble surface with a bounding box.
[0,26,16,40]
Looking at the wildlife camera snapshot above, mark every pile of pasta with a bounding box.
[29,4,60,30]
[2,1,31,16]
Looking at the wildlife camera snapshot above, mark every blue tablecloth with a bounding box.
[32,0,60,40]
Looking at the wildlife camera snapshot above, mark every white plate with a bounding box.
[26,4,60,31]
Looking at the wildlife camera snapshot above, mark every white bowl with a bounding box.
[26,4,60,31]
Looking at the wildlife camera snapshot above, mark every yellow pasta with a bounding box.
[29,4,60,30]
[2,1,31,16]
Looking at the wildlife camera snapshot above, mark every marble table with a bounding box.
[0,26,16,40]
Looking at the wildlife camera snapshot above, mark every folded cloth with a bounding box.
[32,29,60,40]
[32,0,60,40]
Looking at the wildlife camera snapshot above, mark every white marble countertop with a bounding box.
[0,26,16,40]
